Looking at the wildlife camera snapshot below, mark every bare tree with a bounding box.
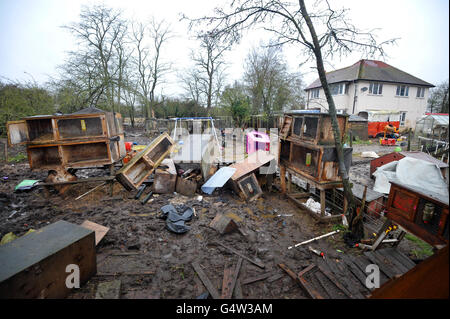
[186,0,396,241]
[191,32,230,110]
[131,19,172,121]
[244,44,304,115]
[180,67,203,104]
[62,4,127,111]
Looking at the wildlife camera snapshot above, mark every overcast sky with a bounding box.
[0,0,448,97]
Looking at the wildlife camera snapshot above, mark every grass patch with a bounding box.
[7,152,27,163]
[352,137,372,145]
[405,233,434,259]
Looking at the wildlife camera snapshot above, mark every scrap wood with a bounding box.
[241,272,273,285]
[75,182,108,200]
[96,271,155,276]
[191,261,220,299]
[80,220,109,246]
[214,241,265,269]
[221,268,234,299]
[232,279,243,299]
[317,264,354,299]
[278,263,323,299]
[226,257,243,299]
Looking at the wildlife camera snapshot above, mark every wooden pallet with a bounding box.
[288,247,416,299]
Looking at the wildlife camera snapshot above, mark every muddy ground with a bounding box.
[0,135,427,299]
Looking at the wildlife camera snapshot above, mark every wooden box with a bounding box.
[386,181,449,246]
[6,109,126,170]
[283,112,348,145]
[116,133,175,191]
[279,112,351,186]
[0,220,96,299]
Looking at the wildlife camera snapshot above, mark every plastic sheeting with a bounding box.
[373,157,449,197]
[201,167,236,194]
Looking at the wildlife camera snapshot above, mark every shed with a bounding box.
[348,114,368,141]
[370,151,449,179]
[415,114,449,141]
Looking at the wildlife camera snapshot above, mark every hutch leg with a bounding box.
[287,171,292,193]
[279,165,286,193]
[109,164,115,196]
[320,189,326,218]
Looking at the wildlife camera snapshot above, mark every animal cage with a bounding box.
[7,108,126,170]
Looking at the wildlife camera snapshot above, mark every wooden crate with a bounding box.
[0,220,96,299]
[116,133,175,191]
[386,181,449,246]
[6,110,126,170]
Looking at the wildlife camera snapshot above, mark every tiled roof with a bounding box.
[305,60,434,90]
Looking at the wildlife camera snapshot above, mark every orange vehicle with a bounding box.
[358,110,400,138]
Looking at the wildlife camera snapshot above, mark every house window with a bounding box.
[330,83,346,95]
[396,85,409,97]
[369,82,383,95]
[416,87,425,98]
[311,88,320,99]
[400,112,407,126]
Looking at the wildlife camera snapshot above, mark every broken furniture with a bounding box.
[116,132,175,191]
[385,181,449,247]
[0,220,96,298]
[228,150,275,201]
[370,151,449,179]
[278,111,352,221]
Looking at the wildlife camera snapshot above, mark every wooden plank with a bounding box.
[221,267,234,299]
[229,150,275,181]
[376,249,409,274]
[385,248,416,270]
[364,251,396,279]
[341,255,373,292]
[372,250,404,277]
[232,279,243,299]
[80,220,109,246]
[322,258,366,299]
[191,262,220,300]
[314,271,341,299]
[369,245,448,299]
[278,263,323,299]
[297,275,324,299]
[224,257,243,299]
[317,264,354,299]
[241,272,273,285]
[214,241,265,269]
[298,264,316,277]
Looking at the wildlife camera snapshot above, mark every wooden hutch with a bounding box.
[386,180,449,247]
[278,111,352,221]
[7,108,126,170]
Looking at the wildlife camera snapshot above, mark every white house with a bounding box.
[305,60,434,128]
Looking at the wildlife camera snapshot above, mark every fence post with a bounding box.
[407,128,411,151]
